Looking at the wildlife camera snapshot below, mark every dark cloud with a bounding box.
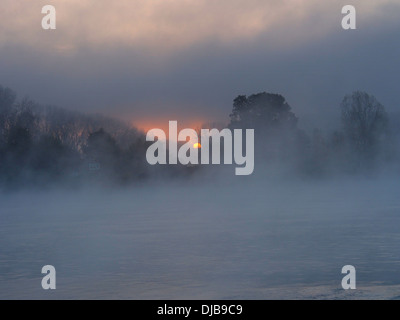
[0,3,399,133]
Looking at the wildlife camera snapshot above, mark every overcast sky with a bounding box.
[0,0,399,131]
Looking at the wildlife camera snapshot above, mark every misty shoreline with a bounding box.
[1,86,400,191]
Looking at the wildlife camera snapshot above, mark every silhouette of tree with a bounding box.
[6,126,32,161]
[229,92,302,163]
[84,129,121,180]
[341,91,389,156]
[0,85,152,187]
[0,86,17,145]
[0,86,16,114]
[229,92,298,130]
[31,135,72,176]
[86,129,120,156]
[119,137,151,182]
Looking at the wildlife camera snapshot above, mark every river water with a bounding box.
[1,177,400,299]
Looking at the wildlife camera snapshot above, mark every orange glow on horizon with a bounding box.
[131,119,205,137]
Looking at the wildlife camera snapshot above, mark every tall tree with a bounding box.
[229,92,298,130]
[0,86,17,144]
[229,92,301,163]
[341,91,388,156]
[84,129,121,178]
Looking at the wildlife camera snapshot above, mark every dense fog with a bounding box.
[1,85,400,299]
[1,85,399,189]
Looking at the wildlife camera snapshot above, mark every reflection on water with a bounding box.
[1,178,400,299]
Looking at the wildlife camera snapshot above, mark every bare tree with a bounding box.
[0,86,17,144]
[341,91,388,155]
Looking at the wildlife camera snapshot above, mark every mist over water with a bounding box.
[1,175,400,300]
[1,0,400,302]
[1,86,400,299]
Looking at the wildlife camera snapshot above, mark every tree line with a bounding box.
[229,91,395,176]
[0,85,151,189]
[0,85,398,189]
